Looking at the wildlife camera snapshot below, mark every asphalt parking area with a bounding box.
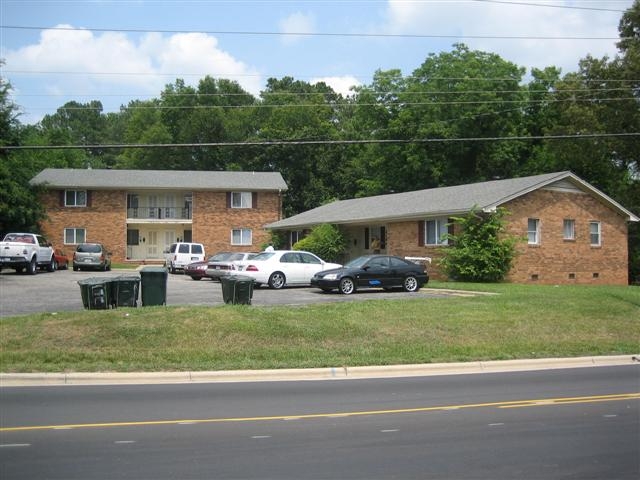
[0,268,454,317]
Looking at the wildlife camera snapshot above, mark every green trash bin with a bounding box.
[111,275,141,307]
[220,275,254,305]
[140,266,168,306]
[78,277,113,310]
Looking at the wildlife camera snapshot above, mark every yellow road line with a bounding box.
[2,392,638,433]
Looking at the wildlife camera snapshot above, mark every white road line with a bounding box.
[488,423,505,426]
[114,440,136,444]
[380,429,399,433]
[0,444,31,448]
[251,435,272,439]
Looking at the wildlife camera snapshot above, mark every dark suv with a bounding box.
[73,243,112,271]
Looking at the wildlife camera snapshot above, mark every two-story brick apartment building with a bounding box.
[266,171,639,285]
[30,169,287,264]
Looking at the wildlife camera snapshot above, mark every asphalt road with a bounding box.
[1,366,638,479]
[0,267,451,317]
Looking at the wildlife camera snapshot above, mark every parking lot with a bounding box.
[0,268,451,317]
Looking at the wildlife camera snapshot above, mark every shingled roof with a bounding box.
[30,168,288,191]
[266,171,638,229]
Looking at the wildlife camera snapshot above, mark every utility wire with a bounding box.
[21,96,637,112]
[4,133,638,151]
[10,87,636,98]
[469,0,627,12]
[0,24,628,41]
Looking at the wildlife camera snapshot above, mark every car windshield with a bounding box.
[209,252,233,262]
[251,252,276,261]
[228,253,248,261]
[77,244,101,253]
[344,256,371,268]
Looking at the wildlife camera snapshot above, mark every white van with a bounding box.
[164,242,205,273]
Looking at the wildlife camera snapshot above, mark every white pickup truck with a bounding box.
[0,233,56,275]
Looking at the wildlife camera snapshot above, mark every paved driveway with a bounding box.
[0,268,451,317]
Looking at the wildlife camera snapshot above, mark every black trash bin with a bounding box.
[220,275,254,305]
[140,266,168,306]
[78,277,112,310]
[111,275,141,307]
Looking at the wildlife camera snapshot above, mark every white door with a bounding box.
[147,231,159,258]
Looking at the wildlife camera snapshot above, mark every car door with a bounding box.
[297,252,325,283]
[355,256,388,288]
[279,252,304,283]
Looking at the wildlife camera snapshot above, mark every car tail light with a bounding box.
[245,265,259,272]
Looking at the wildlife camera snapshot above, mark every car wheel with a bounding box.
[190,276,201,281]
[339,277,355,295]
[27,257,37,275]
[268,272,286,289]
[403,275,420,292]
[48,256,57,272]
[73,265,79,272]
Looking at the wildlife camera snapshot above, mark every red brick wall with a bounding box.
[383,189,629,285]
[38,189,284,263]
[38,190,126,260]
[193,191,283,255]
[503,189,629,285]
[386,221,451,281]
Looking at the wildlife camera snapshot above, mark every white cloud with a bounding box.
[3,24,263,121]
[379,0,630,76]
[311,75,361,96]
[278,12,316,45]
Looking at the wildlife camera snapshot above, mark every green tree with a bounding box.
[440,208,519,282]
[292,224,348,263]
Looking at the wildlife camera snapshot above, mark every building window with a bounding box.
[527,218,540,245]
[563,219,575,240]
[65,190,87,207]
[231,192,252,209]
[231,229,252,245]
[425,218,448,245]
[590,221,601,246]
[64,228,86,244]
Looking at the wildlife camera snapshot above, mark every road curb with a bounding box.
[1,355,637,387]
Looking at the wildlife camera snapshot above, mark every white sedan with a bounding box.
[235,250,342,289]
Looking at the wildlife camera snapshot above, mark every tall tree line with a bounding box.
[2,1,639,279]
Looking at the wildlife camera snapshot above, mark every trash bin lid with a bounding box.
[229,275,254,283]
[140,266,168,274]
[115,275,141,282]
[78,277,113,286]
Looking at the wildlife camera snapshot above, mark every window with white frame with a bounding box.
[65,190,87,207]
[64,228,86,244]
[231,192,252,208]
[231,228,252,245]
[528,218,540,245]
[425,218,448,245]
[590,221,601,246]
[563,219,575,240]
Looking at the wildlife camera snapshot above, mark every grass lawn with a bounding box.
[1,282,638,373]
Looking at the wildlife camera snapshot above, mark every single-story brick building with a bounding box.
[30,168,288,264]
[266,171,639,285]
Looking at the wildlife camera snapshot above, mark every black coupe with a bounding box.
[310,255,429,295]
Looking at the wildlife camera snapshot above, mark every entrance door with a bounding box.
[147,231,159,258]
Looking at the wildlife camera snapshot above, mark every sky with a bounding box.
[0,0,635,125]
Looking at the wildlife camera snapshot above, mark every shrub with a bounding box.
[292,224,347,263]
[440,207,519,282]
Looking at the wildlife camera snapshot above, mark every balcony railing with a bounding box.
[127,207,191,220]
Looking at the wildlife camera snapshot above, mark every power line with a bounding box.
[0,24,628,41]
[4,133,638,151]
[10,87,636,98]
[17,96,637,113]
[470,0,627,12]
[4,68,637,84]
